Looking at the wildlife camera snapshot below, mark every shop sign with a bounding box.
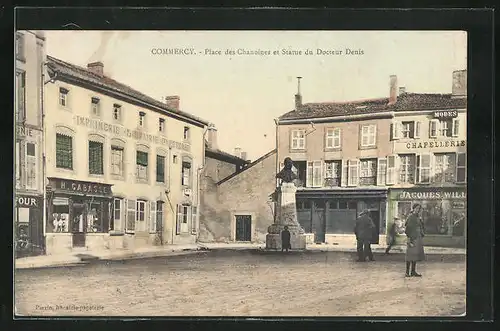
[16,195,41,208]
[16,125,33,137]
[433,110,458,119]
[74,115,191,152]
[398,190,466,200]
[51,178,112,197]
[405,140,466,149]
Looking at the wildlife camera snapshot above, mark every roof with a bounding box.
[205,146,250,165]
[217,149,277,186]
[46,55,209,127]
[279,93,467,121]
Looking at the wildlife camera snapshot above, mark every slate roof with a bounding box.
[279,93,467,121]
[205,145,250,165]
[46,55,209,126]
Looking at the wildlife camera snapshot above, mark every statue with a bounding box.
[276,157,297,184]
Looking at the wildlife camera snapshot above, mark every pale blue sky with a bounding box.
[44,31,467,160]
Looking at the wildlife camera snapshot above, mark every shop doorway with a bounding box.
[235,215,252,242]
[369,210,380,244]
[72,203,86,247]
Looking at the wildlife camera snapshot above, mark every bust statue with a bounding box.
[276,157,298,183]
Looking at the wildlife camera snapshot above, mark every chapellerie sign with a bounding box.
[406,140,466,149]
[74,115,190,152]
[399,190,466,200]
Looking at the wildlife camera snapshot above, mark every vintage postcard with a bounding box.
[14,30,467,317]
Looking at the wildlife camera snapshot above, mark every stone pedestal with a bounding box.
[266,182,307,250]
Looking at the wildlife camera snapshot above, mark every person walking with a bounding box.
[354,210,375,262]
[405,204,426,277]
[281,226,291,253]
[385,216,399,254]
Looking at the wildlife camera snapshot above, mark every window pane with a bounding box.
[56,134,73,169]
[26,143,35,156]
[136,151,148,166]
[156,155,165,182]
[457,153,466,166]
[89,141,104,174]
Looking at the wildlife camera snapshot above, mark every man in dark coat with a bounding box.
[385,216,399,254]
[354,210,375,262]
[405,204,425,277]
[281,226,291,252]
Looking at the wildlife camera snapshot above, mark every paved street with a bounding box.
[15,250,466,317]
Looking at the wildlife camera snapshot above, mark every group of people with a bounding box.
[354,204,425,277]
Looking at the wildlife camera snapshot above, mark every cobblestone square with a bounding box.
[15,251,466,317]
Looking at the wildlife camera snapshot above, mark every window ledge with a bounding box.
[124,231,135,235]
[135,179,149,184]
[359,145,377,150]
[324,148,342,152]
[109,231,125,236]
[89,173,105,178]
[56,167,75,174]
[289,149,306,153]
[111,174,125,181]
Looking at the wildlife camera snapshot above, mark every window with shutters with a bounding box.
[125,199,136,233]
[25,142,37,190]
[399,154,416,184]
[360,124,376,148]
[16,71,26,122]
[386,155,396,185]
[112,198,123,231]
[452,118,460,137]
[56,134,73,169]
[91,97,100,116]
[156,155,166,183]
[434,153,456,183]
[325,128,341,149]
[59,87,69,108]
[291,129,306,150]
[401,121,415,139]
[456,153,466,183]
[347,160,359,186]
[416,154,431,184]
[324,160,341,187]
[16,33,25,61]
[111,145,124,177]
[439,119,453,137]
[191,206,198,234]
[377,158,387,186]
[136,150,149,181]
[306,161,322,187]
[89,140,104,175]
[359,158,376,186]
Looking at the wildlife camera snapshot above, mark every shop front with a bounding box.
[296,188,388,245]
[45,177,113,254]
[388,187,467,248]
[15,194,44,258]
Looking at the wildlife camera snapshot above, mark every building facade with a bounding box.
[277,71,467,247]
[15,30,46,257]
[43,56,208,254]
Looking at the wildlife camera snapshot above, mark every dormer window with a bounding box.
[139,111,146,127]
[113,104,122,121]
[159,118,165,133]
[91,97,100,116]
[59,87,69,107]
[183,126,190,140]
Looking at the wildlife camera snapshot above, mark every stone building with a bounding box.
[43,56,209,254]
[277,70,467,248]
[199,125,277,243]
[15,30,46,257]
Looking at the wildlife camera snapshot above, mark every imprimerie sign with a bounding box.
[74,115,190,152]
[433,110,458,118]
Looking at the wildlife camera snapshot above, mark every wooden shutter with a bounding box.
[386,155,396,185]
[391,121,400,140]
[414,121,421,139]
[429,120,439,138]
[376,158,387,186]
[341,159,348,187]
[348,160,359,187]
[191,206,198,234]
[452,118,460,137]
[456,152,467,183]
[306,162,313,188]
[176,204,182,235]
[126,199,136,232]
[149,201,156,233]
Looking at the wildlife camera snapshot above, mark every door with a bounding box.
[235,215,252,241]
[312,200,326,243]
[369,210,380,244]
[72,203,86,247]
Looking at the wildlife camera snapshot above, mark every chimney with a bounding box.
[234,147,242,158]
[87,62,104,77]
[206,124,218,150]
[240,151,247,161]
[399,86,406,95]
[165,96,180,110]
[452,70,467,98]
[295,76,303,110]
[388,75,398,105]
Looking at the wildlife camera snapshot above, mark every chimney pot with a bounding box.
[240,151,247,161]
[87,62,104,77]
[388,75,398,105]
[452,70,467,98]
[206,124,218,150]
[234,147,242,158]
[399,86,406,95]
[165,95,180,110]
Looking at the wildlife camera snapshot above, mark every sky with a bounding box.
[44,30,467,161]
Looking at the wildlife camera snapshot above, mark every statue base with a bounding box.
[265,225,306,250]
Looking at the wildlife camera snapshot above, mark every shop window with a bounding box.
[182,160,191,186]
[111,145,124,177]
[434,153,456,183]
[348,201,357,210]
[156,155,166,183]
[399,154,416,184]
[290,129,306,150]
[50,197,70,233]
[111,198,123,231]
[328,200,338,209]
[451,208,466,237]
[339,201,348,210]
[87,201,108,233]
[136,151,149,181]
[55,134,73,170]
[89,140,104,175]
[359,158,376,186]
[324,160,341,187]
[325,128,341,149]
[421,201,452,236]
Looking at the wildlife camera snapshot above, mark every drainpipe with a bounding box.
[195,126,209,242]
[274,118,279,187]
